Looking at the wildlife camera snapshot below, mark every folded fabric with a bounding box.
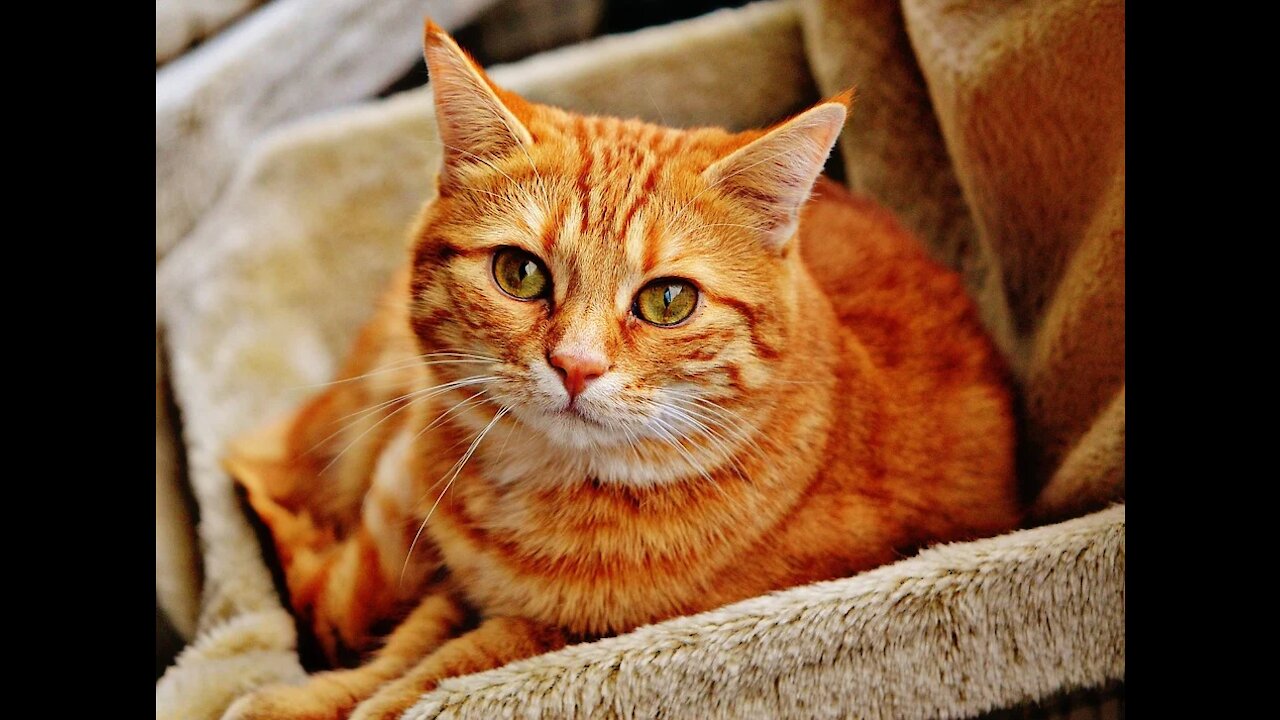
[155,1,1125,717]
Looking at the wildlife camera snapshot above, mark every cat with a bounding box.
[223,19,1020,720]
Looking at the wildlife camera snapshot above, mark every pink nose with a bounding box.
[549,351,608,399]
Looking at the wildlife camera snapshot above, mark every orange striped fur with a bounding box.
[223,20,1020,720]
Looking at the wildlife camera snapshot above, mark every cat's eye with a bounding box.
[492,247,551,300]
[634,279,698,326]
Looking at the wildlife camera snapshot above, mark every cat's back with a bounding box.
[797,177,1019,539]
[799,177,1004,389]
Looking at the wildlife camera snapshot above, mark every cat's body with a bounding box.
[225,22,1018,720]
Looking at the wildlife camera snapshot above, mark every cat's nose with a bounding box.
[549,351,609,400]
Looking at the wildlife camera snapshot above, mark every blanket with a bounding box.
[155,1,1125,717]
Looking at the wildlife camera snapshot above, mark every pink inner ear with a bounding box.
[702,103,847,247]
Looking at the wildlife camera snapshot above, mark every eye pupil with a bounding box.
[493,248,550,300]
[634,279,697,327]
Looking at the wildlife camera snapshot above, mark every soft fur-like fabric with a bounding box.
[156,0,263,65]
[156,338,200,638]
[898,0,1125,517]
[155,1,1124,717]
[402,505,1124,720]
[155,0,498,260]
[799,0,1126,514]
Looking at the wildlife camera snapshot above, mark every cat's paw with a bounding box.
[222,688,312,720]
[348,680,435,720]
[221,673,367,720]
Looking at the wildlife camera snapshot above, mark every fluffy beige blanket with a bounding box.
[155,1,1124,717]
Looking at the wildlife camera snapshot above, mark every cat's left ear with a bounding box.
[423,20,534,187]
[703,92,852,251]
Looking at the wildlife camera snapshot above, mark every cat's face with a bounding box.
[409,24,846,459]
[414,121,786,451]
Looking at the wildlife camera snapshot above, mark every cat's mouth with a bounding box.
[556,404,607,427]
[504,400,636,452]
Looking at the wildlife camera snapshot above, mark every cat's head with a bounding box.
[410,22,848,463]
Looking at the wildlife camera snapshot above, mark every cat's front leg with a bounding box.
[348,617,568,720]
[222,594,470,720]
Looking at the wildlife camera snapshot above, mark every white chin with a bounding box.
[500,403,707,488]
[507,405,627,450]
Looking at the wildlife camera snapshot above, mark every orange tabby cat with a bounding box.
[224,20,1020,720]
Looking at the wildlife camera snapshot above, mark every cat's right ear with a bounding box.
[423,20,533,187]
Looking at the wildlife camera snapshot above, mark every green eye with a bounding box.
[634,279,698,326]
[493,247,550,300]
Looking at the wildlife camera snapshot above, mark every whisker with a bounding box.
[400,406,510,585]
[662,392,756,438]
[494,413,519,465]
[418,350,502,361]
[641,82,669,126]
[620,424,646,468]
[644,414,731,500]
[302,391,421,458]
[648,399,752,480]
[293,358,495,390]
[667,393,760,441]
[314,396,423,476]
[313,376,497,471]
[661,393,769,466]
[412,389,491,444]
[654,401,753,484]
[326,375,498,429]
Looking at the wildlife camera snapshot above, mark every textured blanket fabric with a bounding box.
[403,505,1124,720]
[155,0,499,260]
[155,1,1125,717]
[799,0,1125,519]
